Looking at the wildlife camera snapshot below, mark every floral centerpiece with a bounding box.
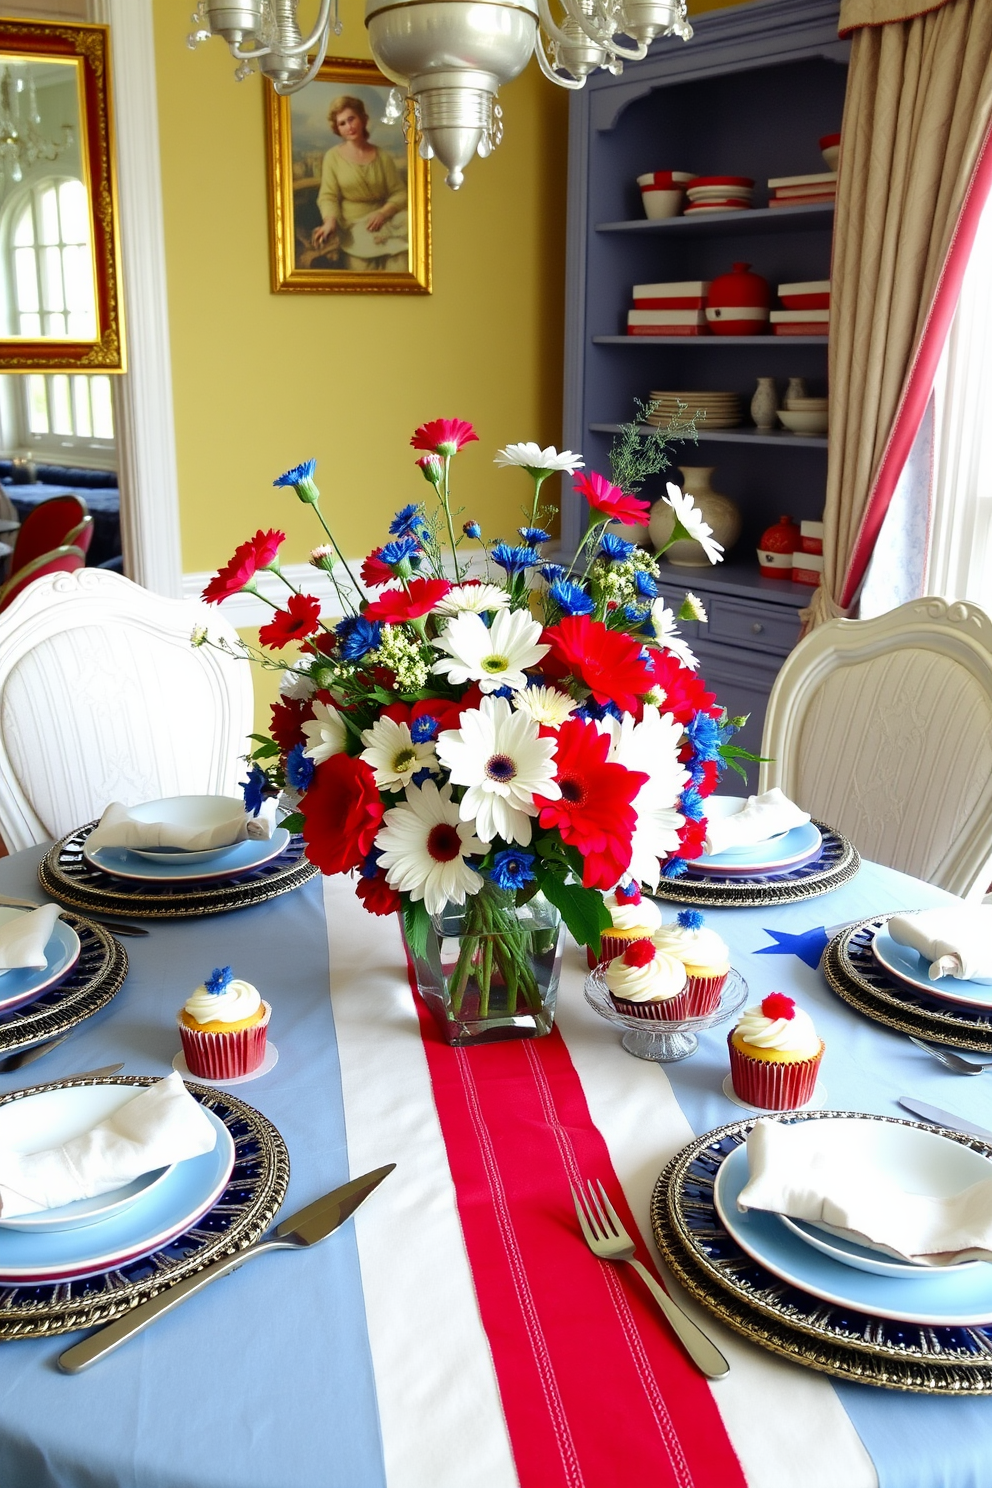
[197,416,751,1043]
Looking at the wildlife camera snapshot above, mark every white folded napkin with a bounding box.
[737,1118,992,1266]
[704,787,811,857]
[887,905,992,984]
[86,797,278,853]
[0,1073,218,1218]
[0,903,62,972]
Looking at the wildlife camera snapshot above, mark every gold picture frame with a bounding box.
[0,20,124,372]
[265,56,430,295]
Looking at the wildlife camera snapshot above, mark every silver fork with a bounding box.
[571,1179,729,1379]
[908,1036,992,1075]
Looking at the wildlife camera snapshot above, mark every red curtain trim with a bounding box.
[840,118,992,609]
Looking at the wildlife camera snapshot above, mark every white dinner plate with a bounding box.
[779,1214,984,1279]
[0,1084,234,1279]
[84,828,290,883]
[0,1164,174,1233]
[695,798,822,876]
[699,796,789,857]
[0,908,81,1015]
[871,928,992,1010]
[131,845,242,865]
[713,1126,992,1325]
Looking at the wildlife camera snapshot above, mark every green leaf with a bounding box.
[403,899,431,961]
[535,866,611,952]
[280,811,305,834]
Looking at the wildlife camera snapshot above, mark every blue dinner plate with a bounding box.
[0,910,81,1015]
[695,820,823,875]
[872,928,992,1010]
[83,828,291,884]
[713,1140,992,1325]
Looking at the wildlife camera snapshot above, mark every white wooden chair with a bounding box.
[0,568,254,851]
[759,596,992,900]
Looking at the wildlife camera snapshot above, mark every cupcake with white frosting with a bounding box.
[602,939,690,1021]
[651,909,730,1015]
[178,965,271,1079]
[588,882,664,968]
[728,992,823,1109]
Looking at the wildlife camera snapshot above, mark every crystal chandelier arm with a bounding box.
[533,33,587,87]
[603,35,649,59]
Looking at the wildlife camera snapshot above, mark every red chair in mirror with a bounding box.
[0,546,87,614]
[7,495,93,578]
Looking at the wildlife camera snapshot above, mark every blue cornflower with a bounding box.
[518,527,550,546]
[360,848,383,880]
[635,571,658,599]
[285,742,315,792]
[601,531,635,562]
[679,785,705,821]
[491,542,540,575]
[677,909,705,930]
[539,563,567,584]
[411,766,435,788]
[686,710,723,762]
[463,520,482,539]
[206,965,234,995]
[487,685,514,700]
[241,763,267,817]
[390,503,425,537]
[273,458,319,504]
[575,698,622,722]
[491,849,536,891]
[336,615,381,661]
[379,536,420,565]
[411,714,439,743]
[661,856,690,879]
[549,579,594,617]
[624,605,652,632]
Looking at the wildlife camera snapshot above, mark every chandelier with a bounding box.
[0,66,73,194]
[188,0,692,190]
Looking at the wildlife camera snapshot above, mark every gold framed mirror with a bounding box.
[0,19,123,373]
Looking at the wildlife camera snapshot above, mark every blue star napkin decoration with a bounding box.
[755,927,829,969]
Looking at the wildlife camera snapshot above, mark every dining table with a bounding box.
[0,839,990,1488]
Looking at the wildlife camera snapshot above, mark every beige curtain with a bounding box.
[806,0,992,629]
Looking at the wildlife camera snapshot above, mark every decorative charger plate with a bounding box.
[823,920,992,1052]
[652,822,860,908]
[0,1075,289,1339]
[40,822,319,919]
[0,915,127,1056]
[651,1113,992,1392]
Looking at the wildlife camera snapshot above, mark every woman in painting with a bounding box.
[311,94,408,272]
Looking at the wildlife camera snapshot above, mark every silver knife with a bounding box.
[58,1163,396,1373]
[898,1097,992,1142]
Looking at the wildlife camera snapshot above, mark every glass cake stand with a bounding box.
[584,966,749,1063]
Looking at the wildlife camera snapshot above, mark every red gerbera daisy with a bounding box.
[410,418,479,457]
[573,471,650,528]
[361,547,395,588]
[647,649,720,725]
[269,696,314,754]
[202,528,286,605]
[543,615,654,715]
[363,577,452,623]
[258,592,322,650]
[381,697,465,737]
[534,718,648,890]
[302,754,384,876]
[355,870,402,916]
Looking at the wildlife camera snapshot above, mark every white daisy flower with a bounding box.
[493,442,585,475]
[360,715,437,792]
[375,780,486,917]
[437,696,560,847]
[596,705,689,891]
[431,608,549,694]
[663,483,725,566]
[680,591,708,623]
[301,699,347,764]
[512,685,577,728]
[433,582,511,617]
[650,601,699,671]
[279,669,317,702]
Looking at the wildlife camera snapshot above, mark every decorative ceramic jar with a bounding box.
[650,466,741,566]
[785,377,808,404]
[705,262,770,336]
[757,514,801,579]
[403,883,565,1046]
[750,377,778,430]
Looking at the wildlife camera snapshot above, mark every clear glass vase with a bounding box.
[405,884,565,1046]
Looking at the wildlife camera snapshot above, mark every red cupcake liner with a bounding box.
[727,1035,823,1109]
[179,1002,271,1080]
[587,929,647,969]
[610,992,687,1022]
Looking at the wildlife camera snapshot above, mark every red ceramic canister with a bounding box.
[758,515,802,578]
[705,262,771,336]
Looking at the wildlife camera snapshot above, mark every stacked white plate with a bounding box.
[647,391,742,429]
[870,927,992,1011]
[695,795,823,877]
[83,795,291,885]
[0,906,81,1015]
[684,176,754,214]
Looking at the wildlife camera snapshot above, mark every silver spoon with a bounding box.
[908,1036,992,1075]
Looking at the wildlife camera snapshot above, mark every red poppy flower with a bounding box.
[355,870,402,916]
[202,528,287,605]
[302,754,384,876]
[543,615,654,715]
[647,650,720,725]
[534,718,647,890]
[410,418,479,456]
[363,577,452,623]
[361,547,394,588]
[269,696,314,754]
[573,471,650,528]
[258,592,322,650]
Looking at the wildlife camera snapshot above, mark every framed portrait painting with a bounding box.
[265,57,430,295]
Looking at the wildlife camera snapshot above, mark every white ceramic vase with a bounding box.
[649,466,741,567]
[750,377,779,431]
